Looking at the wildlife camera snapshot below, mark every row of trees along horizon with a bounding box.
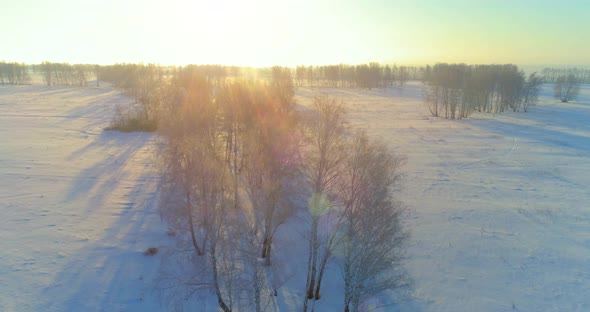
[1,61,585,121]
[96,62,585,123]
[2,60,589,86]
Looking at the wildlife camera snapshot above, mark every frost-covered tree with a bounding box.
[521,72,544,112]
[270,66,295,112]
[300,96,348,310]
[159,73,301,312]
[554,74,580,103]
[158,73,235,312]
[339,131,408,312]
[424,63,531,118]
[242,82,299,266]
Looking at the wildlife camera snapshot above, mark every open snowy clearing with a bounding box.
[0,85,169,311]
[297,83,590,311]
[1,82,589,311]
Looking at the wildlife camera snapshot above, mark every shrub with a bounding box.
[104,105,157,132]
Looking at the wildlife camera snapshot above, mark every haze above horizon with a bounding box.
[1,0,589,67]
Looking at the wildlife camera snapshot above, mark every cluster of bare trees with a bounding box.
[151,65,407,311]
[423,64,544,119]
[542,67,590,84]
[294,63,422,88]
[0,62,31,85]
[97,62,431,94]
[98,64,300,131]
[35,62,93,86]
[100,63,271,90]
[96,64,170,131]
[300,97,407,312]
[157,68,299,311]
[168,64,243,84]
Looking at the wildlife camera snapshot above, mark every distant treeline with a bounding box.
[542,68,590,84]
[98,62,425,89]
[33,62,97,86]
[423,63,543,119]
[293,64,423,88]
[0,61,31,85]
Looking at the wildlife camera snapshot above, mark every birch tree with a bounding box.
[339,131,408,312]
[301,96,348,310]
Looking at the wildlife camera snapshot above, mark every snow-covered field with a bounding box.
[1,82,589,311]
[0,85,169,311]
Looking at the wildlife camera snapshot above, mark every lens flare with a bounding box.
[308,192,331,217]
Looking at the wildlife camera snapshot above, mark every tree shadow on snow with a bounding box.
[63,130,155,214]
[38,131,170,311]
[469,103,590,156]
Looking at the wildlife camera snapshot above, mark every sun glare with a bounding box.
[158,0,290,66]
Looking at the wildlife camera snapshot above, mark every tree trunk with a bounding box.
[308,218,320,299]
[187,192,203,256]
[261,237,268,258]
[314,235,333,300]
[254,264,261,312]
[303,239,314,312]
[307,260,317,299]
[211,248,232,312]
[262,202,275,265]
[264,238,272,266]
[314,254,327,299]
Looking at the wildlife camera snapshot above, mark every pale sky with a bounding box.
[1,0,589,66]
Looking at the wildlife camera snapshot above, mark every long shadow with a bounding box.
[469,104,590,155]
[514,101,590,133]
[60,89,134,122]
[38,133,169,311]
[39,169,169,311]
[539,83,590,104]
[58,83,150,211]
[64,130,154,214]
[43,79,166,310]
[60,86,115,99]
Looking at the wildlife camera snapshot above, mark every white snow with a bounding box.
[1,82,590,311]
[296,83,590,311]
[0,85,170,311]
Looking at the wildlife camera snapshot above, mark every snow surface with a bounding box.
[1,82,590,311]
[0,85,170,311]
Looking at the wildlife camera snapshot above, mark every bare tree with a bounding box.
[40,61,53,86]
[94,65,101,87]
[300,96,348,310]
[554,74,580,103]
[159,75,301,311]
[338,131,408,312]
[158,73,235,312]
[270,66,295,113]
[521,72,544,112]
[296,65,306,87]
[242,88,299,266]
[398,66,408,86]
[75,64,88,86]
